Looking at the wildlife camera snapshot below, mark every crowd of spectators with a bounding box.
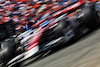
[0,0,74,30]
[0,0,99,30]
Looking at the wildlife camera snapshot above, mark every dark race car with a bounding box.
[0,0,100,67]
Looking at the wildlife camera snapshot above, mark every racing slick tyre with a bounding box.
[78,5,99,30]
[39,19,69,49]
[1,41,15,61]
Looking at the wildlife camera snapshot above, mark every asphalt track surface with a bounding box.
[19,26,100,67]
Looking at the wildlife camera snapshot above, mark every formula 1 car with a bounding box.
[0,0,100,67]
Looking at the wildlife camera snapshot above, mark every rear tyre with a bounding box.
[78,5,99,30]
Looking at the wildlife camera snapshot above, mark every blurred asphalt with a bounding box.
[21,28,100,67]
